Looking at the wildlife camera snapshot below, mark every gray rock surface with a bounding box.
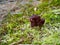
[0,1,17,22]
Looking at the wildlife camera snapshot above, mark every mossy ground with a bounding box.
[0,0,60,45]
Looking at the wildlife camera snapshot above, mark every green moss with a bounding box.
[0,0,60,45]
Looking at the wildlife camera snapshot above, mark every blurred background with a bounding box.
[0,0,60,45]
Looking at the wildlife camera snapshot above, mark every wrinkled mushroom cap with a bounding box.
[30,15,45,27]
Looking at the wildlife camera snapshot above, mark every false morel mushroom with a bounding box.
[30,15,45,27]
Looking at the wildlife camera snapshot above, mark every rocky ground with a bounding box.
[0,1,18,22]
